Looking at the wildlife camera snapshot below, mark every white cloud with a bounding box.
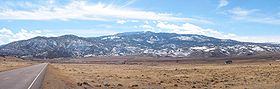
[0,28,13,35]
[151,22,280,43]
[47,0,55,4]
[228,7,257,17]
[53,29,118,37]
[0,27,123,45]
[0,28,52,45]
[0,1,203,23]
[217,0,229,8]
[227,7,280,25]
[248,17,280,25]
[116,20,127,24]
[1,26,280,45]
[156,22,233,39]
[116,19,140,24]
[230,35,280,43]
[121,0,137,8]
[139,24,155,31]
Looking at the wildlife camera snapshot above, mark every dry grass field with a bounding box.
[43,59,280,89]
[0,57,35,72]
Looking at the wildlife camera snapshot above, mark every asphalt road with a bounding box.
[0,63,48,89]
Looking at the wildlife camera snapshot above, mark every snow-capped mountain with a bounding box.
[0,31,280,59]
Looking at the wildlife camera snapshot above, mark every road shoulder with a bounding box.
[42,64,80,89]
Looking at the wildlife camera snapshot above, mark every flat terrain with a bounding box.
[0,57,34,72]
[43,59,280,89]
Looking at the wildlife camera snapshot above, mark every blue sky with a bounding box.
[0,0,280,44]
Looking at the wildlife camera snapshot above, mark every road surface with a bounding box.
[0,63,48,89]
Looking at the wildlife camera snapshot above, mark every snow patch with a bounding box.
[174,36,193,41]
[251,46,265,51]
[84,54,95,57]
[204,47,216,52]
[190,46,208,50]
[102,36,120,40]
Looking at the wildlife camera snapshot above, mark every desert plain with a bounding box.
[1,56,280,89]
[0,57,35,72]
[40,57,280,89]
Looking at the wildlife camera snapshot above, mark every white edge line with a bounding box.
[27,63,48,89]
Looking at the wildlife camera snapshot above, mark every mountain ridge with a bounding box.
[0,31,279,59]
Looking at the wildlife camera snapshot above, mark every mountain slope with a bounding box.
[0,31,280,59]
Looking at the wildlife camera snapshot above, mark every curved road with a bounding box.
[0,63,48,89]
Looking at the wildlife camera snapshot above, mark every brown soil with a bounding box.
[44,61,280,89]
[42,65,82,89]
[0,57,35,72]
